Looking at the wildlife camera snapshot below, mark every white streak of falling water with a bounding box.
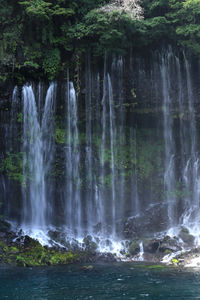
[113,57,125,222]
[108,74,116,237]
[85,56,93,233]
[138,242,144,261]
[161,53,176,228]
[93,73,101,231]
[65,78,72,231]
[65,82,81,236]
[22,85,46,229]
[100,60,107,235]
[182,56,200,232]
[41,82,56,223]
[130,127,139,215]
[22,83,56,230]
[175,57,190,218]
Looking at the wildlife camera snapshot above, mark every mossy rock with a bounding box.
[82,265,94,271]
[129,241,140,255]
[179,227,195,246]
[50,251,76,265]
[164,249,172,255]
[9,246,19,253]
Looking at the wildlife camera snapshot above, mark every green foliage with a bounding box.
[1,0,200,77]
[168,0,200,54]
[55,127,66,144]
[0,239,77,266]
[42,48,60,79]
[17,112,23,123]
[0,152,24,183]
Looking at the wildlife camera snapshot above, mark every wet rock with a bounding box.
[48,230,71,249]
[178,227,195,247]
[143,239,160,254]
[83,235,98,254]
[129,241,140,255]
[81,265,94,271]
[123,203,168,239]
[96,252,117,262]
[159,236,181,253]
[0,220,17,245]
[23,235,40,248]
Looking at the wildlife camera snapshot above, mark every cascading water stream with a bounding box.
[5,50,200,252]
[108,74,116,237]
[130,127,139,216]
[22,85,46,229]
[161,53,176,229]
[65,82,81,236]
[182,55,200,238]
[22,83,56,231]
[85,56,93,233]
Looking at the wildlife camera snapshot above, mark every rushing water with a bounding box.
[3,51,200,248]
[1,263,200,299]
[22,83,56,230]
[65,82,81,235]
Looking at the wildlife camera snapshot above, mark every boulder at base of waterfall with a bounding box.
[123,203,168,239]
[178,227,195,247]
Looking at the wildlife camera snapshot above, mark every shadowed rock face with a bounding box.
[123,203,169,239]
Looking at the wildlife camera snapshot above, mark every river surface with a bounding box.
[0,263,200,299]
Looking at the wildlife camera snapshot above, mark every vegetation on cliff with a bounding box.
[0,0,200,80]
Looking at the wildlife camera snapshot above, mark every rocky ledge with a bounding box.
[1,219,200,268]
[0,220,117,267]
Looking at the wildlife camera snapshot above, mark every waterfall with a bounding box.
[65,82,81,236]
[182,56,200,234]
[138,242,144,261]
[22,83,56,229]
[22,85,46,228]
[85,56,93,232]
[5,49,200,249]
[112,57,126,224]
[130,127,139,216]
[161,52,176,229]
[108,74,116,236]
[100,61,108,235]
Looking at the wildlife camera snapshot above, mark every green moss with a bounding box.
[164,249,172,255]
[147,265,165,270]
[82,265,94,271]
[55,127,66,144]
[0,236,78,267]
[50,251,75,265]
[0,241,8,252]
[17,112,23,123]
[0,151,24,183]
[172,258,179,265]
[9,246,19,253]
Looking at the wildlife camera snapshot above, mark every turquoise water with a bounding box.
[0,263,200,299]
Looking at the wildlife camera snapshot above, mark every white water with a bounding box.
[5,51,200,254]
[65,82,81,236]
[22,83,56,230]
[161,52,176,229]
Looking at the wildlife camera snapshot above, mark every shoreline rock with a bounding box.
[1,219,200,268]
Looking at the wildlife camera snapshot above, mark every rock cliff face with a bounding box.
[1,50,200,258]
